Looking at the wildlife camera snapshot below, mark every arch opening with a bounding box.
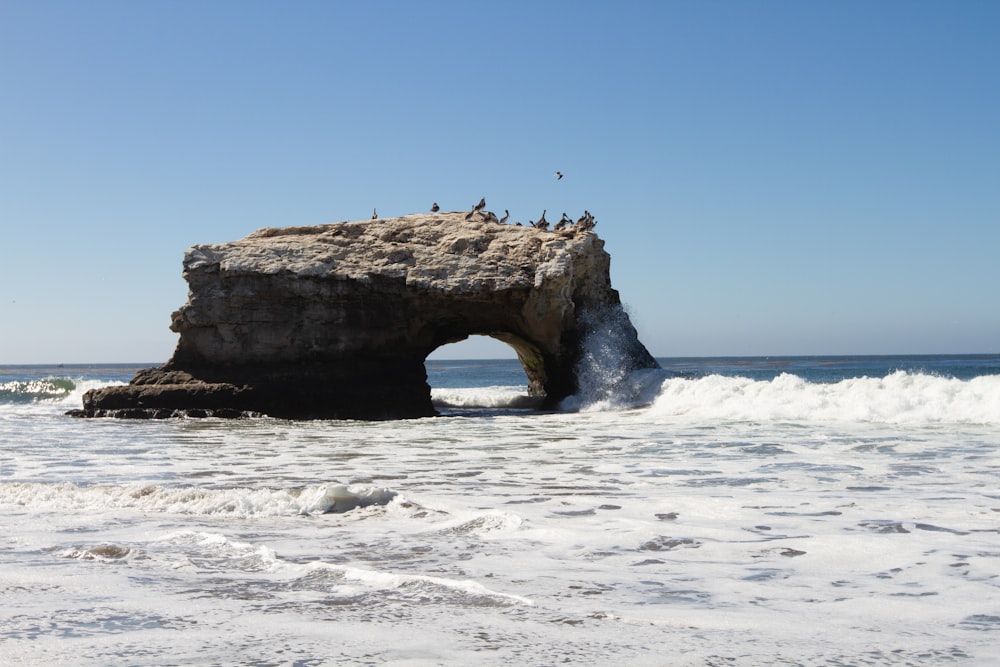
[424,334,547,412]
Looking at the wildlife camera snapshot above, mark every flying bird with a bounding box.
[554,171,563,180]
[430,202,440,212]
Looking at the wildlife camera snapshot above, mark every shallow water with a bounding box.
[1,358,998,665]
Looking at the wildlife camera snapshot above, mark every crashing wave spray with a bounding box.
[561,305,666,411]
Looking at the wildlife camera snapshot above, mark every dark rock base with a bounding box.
[72,360,436,421]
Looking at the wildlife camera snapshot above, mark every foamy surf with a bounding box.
[156,529,533,606]
[431,385,539,409]
[0,482,401,517]
[3,356,998,666]
[644,370,1000,424]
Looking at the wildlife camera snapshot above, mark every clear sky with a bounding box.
[1,1,997,363]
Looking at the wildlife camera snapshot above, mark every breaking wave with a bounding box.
[644,371,1000,425]
[0,377,78,404]
[0,375,124,411]
[0,482,400,517]
[431,386,539,410]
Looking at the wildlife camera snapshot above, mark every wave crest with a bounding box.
[0,482,400,517]
[432,386,539,409]
[0,378,77,404]
[646,371,1000,424]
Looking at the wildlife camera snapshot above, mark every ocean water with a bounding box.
[1,355,999,665]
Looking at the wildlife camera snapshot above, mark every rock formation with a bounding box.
[75,211,659,419]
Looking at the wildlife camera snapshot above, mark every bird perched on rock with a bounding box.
[473,197,486,212]
[430,202,439,212]
[499,209,509,224]
[533,210,549,230]
[575,210,596,231]
[372,208,378,220]
[483,210,499,224]
[555,212,571,230]
[554,171,563,180]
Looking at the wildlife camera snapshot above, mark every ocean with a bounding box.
[1,354,999,665]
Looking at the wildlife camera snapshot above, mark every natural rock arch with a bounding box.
[77,212,659,419]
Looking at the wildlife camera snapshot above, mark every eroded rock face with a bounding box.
[76,212,658,419]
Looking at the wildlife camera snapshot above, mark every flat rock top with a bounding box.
[184,212,602,292]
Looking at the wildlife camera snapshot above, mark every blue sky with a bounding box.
[1,1,997,363]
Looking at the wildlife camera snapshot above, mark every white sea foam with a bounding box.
[561,367,670,412]
[3,360,999,665]
[644,370,1000,424]
[0,482,400,517]
[431,385,537,409]
[312,561,534,606]
[155,528,533,605]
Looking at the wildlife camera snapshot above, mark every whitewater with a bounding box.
[1,355,998,665]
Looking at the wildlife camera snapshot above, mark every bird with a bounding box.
[473,197,486,212]
[483,210,499,224]
[499,209,509,224]
[372,208,378,220]
[575,210,596,231]
[534,210,549,230]
[431,202,439,212]
[554,171,563,180]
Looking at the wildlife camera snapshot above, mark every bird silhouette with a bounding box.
[499,209,509,224]
[554,171,563,180]
[533,210,549,230]
[372,208,378,219]
[430,202,439,212]
[473,197,486,212]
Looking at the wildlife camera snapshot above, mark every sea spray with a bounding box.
[561,305,666,411]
